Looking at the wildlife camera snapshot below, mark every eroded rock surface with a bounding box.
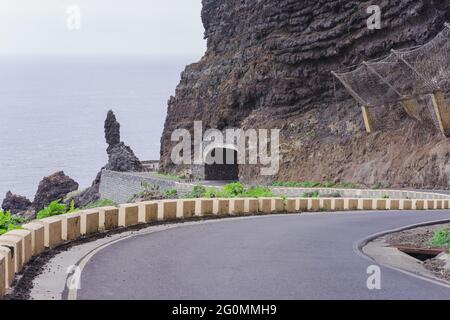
[160,0,450,188]
[33,171,79,210]
[1,191,32,214]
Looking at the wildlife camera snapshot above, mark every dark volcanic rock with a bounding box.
[105,142,144,172]
[78,111,143,208]
[33,171,79,211]
[66,184,100,208]
[2,191,32,214]
[103,111,144,173]
[105,110,121,146]
[160,0,450,188]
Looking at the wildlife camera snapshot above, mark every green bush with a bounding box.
[163,188,178,199]
[185,183,273,199]
[0,210,24,235]
[37,199,67,219]
[220,182,245,197]
[37,199,80,219]
[431,228,450,248]
[185,185,207,199]
[243,186,274,198]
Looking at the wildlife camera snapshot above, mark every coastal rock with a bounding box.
[160,0,450,189]
[1,191,32,214]
[104,111,144,173]
[106,142,144,172]
[105,110,121,146]
[65,184,100,208]
[33,171,79,211]
[78,110,143,208]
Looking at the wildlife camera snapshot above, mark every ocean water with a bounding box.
[0,55,196,200]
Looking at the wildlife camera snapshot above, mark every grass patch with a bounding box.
[184,182,274,199]
[82,199,118,209]
[430,227,450,248]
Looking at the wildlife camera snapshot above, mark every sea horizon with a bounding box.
[0,54,199,200]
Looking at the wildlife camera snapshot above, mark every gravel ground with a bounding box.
[386,223,450,282]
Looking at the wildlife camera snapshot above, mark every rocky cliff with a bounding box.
[160,0,450,188]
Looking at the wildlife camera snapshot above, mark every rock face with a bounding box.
[160,0,450,188]
[1,191,32,214]
[33,171,79,211]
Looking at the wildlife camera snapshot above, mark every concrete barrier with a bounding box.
[39,217,62,249]
[0,254,5,297]
[138,202,158,223]
[61,212,81,241]
[334,199,344,211]
[310,199,320,211]
[259,198,272,214]
[80,210,100,235]
[402,200,413,210]
[298,199,308,211]
[195,199,213,217]
[0,247,13,288]
[6,230,32,265]
[231,199,245,215]
[159,200,178,220]
[274,198,285,213]
[98,206,119,231]
[119,204,139,227]
[22,223,45,256]
[390,200,400,210]
[322,199,332,211]
[179,200,196,219]
[214,199,230,216]
[415,200,425,210]
[245,198,259,214]
[285,199,296,213]
[0,235,23,273]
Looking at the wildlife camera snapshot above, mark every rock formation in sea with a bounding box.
[33,171,79,211]
[159,0,450,188]
[69,110,144,207]
[1,191,32,214]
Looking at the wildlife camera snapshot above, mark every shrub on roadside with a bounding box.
[37,199,78,219]
[431,227,450,248]
[0,210,25,235]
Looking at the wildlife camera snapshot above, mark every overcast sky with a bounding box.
[0,0,206,56]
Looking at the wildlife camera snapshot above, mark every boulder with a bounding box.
[33,171,79,211]
[1,191,32,214]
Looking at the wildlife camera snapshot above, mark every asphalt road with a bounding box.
[77,211,450,300]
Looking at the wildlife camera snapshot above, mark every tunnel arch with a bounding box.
[204,147,239,181]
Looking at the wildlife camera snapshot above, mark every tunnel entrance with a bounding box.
[204,148,239,181]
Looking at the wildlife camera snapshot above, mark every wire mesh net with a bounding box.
[333,24,450,133]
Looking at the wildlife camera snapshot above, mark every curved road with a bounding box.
[75,211,450,300]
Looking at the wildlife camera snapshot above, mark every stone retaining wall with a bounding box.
[99,170,194,203]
